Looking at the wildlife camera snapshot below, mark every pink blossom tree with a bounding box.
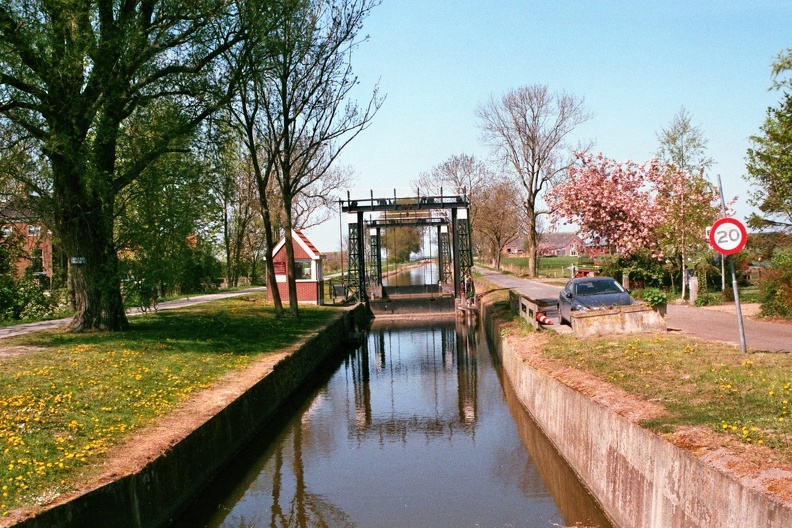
[548,152,721,296]
[546,153,666,257]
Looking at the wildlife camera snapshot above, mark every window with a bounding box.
[294,260,312,280]
[28,224,41,236]
[30,247,44,274]
[1,226,11,237]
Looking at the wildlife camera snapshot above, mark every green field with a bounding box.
[499,255,580,279]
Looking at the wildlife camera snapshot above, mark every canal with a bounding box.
[173,318,612,528]
[382,261,438,287]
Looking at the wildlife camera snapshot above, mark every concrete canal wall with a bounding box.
[15,306,366,528]
[481,295,792,528]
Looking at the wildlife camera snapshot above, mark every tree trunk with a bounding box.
[524,207,539,277]
[681,253,688,301]
[68,253,128,332]
[50,144,129,331]
[260,204,283,318]
[58,205,128,332]
[282,211,299,317]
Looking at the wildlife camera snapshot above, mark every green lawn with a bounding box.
[540,332,792,453]
[0,294,338,516]
[499,255,579,278]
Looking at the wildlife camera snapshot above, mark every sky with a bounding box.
[303,0,792,252]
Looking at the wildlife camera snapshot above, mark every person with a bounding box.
[464,273,475,307]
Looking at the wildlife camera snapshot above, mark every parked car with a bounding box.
[558,276,635,326]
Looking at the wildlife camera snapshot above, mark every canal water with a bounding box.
[173,319,612,528]
[383,262,438,287]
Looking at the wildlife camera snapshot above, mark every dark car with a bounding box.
[558,276,635,325]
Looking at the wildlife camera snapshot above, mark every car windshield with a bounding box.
[575,280,624,296]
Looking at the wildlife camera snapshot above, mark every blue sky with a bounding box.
[304,0,791,251]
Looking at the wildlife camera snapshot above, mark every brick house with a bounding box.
[501,235,526,255]
[0,206,53,280]
[537,232,586,257]
[267,229,325,305]
[582,236,614,257]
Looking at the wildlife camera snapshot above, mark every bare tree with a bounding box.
[415,153,491,195]
[261,0,383,316]
[415,153,500,261]
[477,85,591,277]
[476,177,524,269]
[415,153,492,239]
[226,72,286,317]
[292,164,354,230]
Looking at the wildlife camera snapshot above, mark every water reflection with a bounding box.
[501,368,614,528]
[349,321,477,441]
[174,320,610,528]
[382,262,437,287]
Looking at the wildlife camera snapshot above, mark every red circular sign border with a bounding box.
[709,217,748,256]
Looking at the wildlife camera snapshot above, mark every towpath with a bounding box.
[0,287,266,340]
[478,268,792,353]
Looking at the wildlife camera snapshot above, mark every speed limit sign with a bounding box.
[709,217,748,256]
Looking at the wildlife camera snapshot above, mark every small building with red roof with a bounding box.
[267,230,325,305]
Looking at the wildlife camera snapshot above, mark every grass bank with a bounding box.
[0,294,337,516]
[475,275,792,465]
[541,333,792,452]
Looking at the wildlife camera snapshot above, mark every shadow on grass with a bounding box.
[18,299,341,357]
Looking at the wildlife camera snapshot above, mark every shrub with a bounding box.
[758,250,792,319]
[0,275,69,322]
[722,285,734,302]
[695,292,722,307]
[640,288,668,308]
[602,251,666,289]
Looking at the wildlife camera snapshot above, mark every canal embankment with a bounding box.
[11,305,367,528]
[478,285,792,528]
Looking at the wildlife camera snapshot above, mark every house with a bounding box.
[0,206,53,280]
[581,236,614,257]
[502,231,615,258]
[267,229,325,305]
[502,235,526,255]
[537,232,586,257]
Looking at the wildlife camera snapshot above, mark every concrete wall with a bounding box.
[571,304,666,337]
[368,296,455,315]
[482,299,792,528]
[15,306,364,528]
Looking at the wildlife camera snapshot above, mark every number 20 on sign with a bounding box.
[708,217,748,256]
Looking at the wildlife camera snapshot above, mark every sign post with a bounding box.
[711,175,747,354]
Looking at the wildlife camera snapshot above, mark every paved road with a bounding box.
[0,287,266,340]
[478,268,792,353]
[665,303,792,353]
